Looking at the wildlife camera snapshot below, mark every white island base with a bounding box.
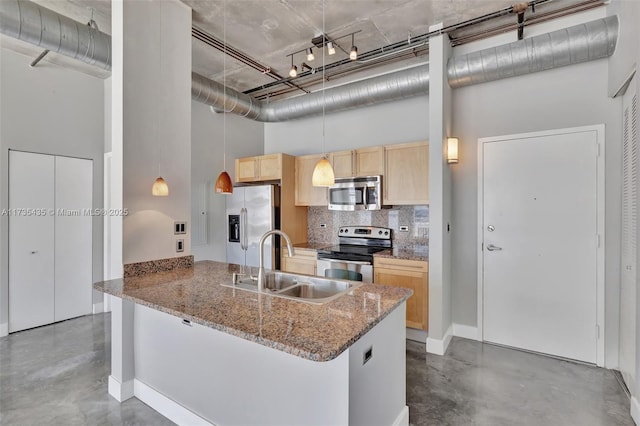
[108,297,409,426]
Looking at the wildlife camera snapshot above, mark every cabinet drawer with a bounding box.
[374,257,428,273]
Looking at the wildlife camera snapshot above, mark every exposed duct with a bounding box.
[0,1,619,122]
[192,66,430,122]
[0,0,111,70]
[447,15,618,88]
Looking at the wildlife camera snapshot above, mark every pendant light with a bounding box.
[215,0,233,194]
[312,0,335,187]
[152,1,169,196]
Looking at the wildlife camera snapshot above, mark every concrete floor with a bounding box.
[0,313,634,426]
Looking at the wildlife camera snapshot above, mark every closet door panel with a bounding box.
[9,151,55,332]
[54,156,93,322]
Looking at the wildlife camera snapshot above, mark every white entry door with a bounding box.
[479,126,603,365]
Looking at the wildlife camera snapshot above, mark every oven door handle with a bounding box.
[319,258,372,266]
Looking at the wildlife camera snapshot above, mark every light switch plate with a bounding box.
[399,225,409,232]
[176,239,184,252]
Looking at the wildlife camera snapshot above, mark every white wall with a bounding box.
[191,101,264,262]
[0,47,105,334]
[264,93,429,155]
[122,0,191,265]
[450,8,622,366]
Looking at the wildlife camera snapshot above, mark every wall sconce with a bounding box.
[447,137,459,164]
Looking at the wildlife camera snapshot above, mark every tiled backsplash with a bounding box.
[308,206,429,250]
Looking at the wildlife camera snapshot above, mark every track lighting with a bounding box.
[327,41,336,55]
[306,48,315,61]
[350,34,357,60]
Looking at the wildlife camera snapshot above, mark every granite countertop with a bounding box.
[94,261,411,362]
[374,248,429,262]
[291,242,331,251]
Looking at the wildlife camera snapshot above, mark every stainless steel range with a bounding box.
[316,226,392,283]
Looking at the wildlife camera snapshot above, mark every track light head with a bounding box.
[306,48,315,61]
[327,41,336,55]
[289,64,298,78]
[350,45,358,60]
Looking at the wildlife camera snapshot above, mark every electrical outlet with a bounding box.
[399,225,409,232]
[174,221,186,234]
[176,239,184,252]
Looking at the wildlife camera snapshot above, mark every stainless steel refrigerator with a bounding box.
[226,184,280,268]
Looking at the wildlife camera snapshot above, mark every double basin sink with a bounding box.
[221,271,361,305]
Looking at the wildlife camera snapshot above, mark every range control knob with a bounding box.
[384,231,389,236]
[378,230,383,235]
[344,229,349,233]
[339,229,343,233]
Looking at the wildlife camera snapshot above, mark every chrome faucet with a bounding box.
[257,230,295,292]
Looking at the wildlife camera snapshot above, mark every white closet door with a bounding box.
[54,156,93,322]
[9,151,55,332]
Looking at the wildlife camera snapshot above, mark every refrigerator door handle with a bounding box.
[241,208,248,250]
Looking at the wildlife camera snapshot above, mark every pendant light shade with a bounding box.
[152,176,169,196]
[215,170,233,194]
[312,157,335,187]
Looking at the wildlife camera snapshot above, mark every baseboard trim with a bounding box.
[406,328,428,343]
[453,323,479,341]
[392,405,409,426]
[426,323,453,355]
[631,396,640,425]
[0,322,8,337]
[134,379,213,426]
[93,302,104,314]
[108,376,134,402]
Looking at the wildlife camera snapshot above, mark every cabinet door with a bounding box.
[235,157,258,182]
[295,154,328,206]
[55,156,93,322]
[374,268,427,330]
[329,150,354,178]
[355,146,384,176]
[384,142,429,205]
[9,151,55,332]
[258,154,282,180]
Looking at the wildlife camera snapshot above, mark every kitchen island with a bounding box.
[94,260,412,426]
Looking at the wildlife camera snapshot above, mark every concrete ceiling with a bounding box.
[0,0,598,97]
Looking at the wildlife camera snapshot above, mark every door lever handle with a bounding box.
[486,244,503,251]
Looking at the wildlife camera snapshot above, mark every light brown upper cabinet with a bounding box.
[235,153,283,183]
[295,154,328,206]
[355,146,385,176]
[328,150,355,178]
[384,142,429,205]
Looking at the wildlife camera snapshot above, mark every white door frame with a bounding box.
[477,125,606,367]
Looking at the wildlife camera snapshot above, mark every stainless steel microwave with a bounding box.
[328,176,382,211]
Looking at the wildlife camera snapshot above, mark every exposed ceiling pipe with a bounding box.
[192,66,430,122]
[0,1,619,123]
[0,0,111,70]
[447,15,618,88]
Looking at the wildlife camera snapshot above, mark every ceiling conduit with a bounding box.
[0,0,111,70]
[0,1,619,121]
[447,15,618,88]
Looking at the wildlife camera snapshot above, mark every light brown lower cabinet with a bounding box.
[281,247,317,276]
[374,257,428,330]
